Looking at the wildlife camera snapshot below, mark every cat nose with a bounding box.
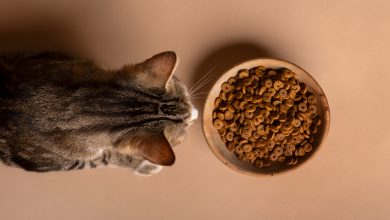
[190,107,198,121]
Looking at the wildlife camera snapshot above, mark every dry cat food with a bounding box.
[212,66,321,168]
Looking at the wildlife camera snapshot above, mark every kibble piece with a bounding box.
[226,131,234,142]
[269,153,278,162]
[279,89,288,99]
[308,95,317,104]
[213,119,224,129]
[254,159,264,168]
[238,69,249,78]
[264,79,273,88]
[273,80,284,90]
[224,111,234,120]
[235,146,244,154]
[227,142,235,152]
[222,82,233,93]
[298,102,308,112]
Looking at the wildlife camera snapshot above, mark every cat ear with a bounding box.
[138,134,175,166]
[141,51,177,89]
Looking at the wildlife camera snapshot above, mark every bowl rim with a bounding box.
[202,57,331,177]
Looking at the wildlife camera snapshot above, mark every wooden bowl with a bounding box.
[202,58,330,176]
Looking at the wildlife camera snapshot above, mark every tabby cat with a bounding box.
[0,51,197,175]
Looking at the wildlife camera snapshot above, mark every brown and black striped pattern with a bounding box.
[0,51,194,174]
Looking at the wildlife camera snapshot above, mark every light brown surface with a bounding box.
[0,1,390,220]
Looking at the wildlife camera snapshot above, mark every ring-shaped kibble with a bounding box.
[279,89,288,99]
[212,110,217,119]
[241,86,247,95]
[243,93,253,101]
[308,95,316,104]
[309,104,317,114]
[227,92,235,101]
[238,69,249,78]
[227,142,235,152]
[254,159,264,168]
[267,70,277,77]
[239,101,248,110]
[279,114,288,122]
[292,118,301,127]
[245,152,255,160]
[269,153,278,162]
[263,159,271,166]
[300,83,307,94]
[253,95,262,103]
[218,128,226,136]
[258,86,268,96]
[219,102,228,110]
[273,100,282,106]
[286,157,295,165]
[273,80,284,90]
[264,79,273,88]
[278,156,286,162]
[294,93,302,101]
[262,92,271,100]
[285,99,294,107]
[221,92,228,101]
[238,154,245,161]
[228,77,236,85]
[283,69,294,78]
[303,143,313,152]
[246,103,256,112]
[291,84,300,91]
[289,90,297,99]
[221,82,232,93]
[251,80,259,88]
[235,91,243,99]
[213,119,224,129]
[217,112,225,120]
[312,126,318,134]
[298,103,308,112]
[242,144,252,153]
[273,146,283,156]
[225,131,234,142]
[214,97,221,108]
[243,78,253,86]
[268,88,276,96]
[224,111,234,120]
[275,133,285,141]
[235,146,244,154]
[233,100,241,110]
[244,111,254,119]
[270,111,279,119]
[298,147,306,156]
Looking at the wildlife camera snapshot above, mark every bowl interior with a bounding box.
[202,58,330,176]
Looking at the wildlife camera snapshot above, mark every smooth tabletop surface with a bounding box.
[0,1,389,220]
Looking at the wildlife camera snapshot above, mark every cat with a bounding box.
[0,51,198,175]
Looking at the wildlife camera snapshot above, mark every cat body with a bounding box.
[0,52,196,174]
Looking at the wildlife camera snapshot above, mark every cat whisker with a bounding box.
[189,66,216,95]
[189,74,216,96]
[189,66,215,92]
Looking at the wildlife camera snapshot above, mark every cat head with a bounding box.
[117,52,197,167]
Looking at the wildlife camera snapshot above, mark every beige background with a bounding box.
[1,0,390,219]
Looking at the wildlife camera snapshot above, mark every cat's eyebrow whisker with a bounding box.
[189,66,216,94]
